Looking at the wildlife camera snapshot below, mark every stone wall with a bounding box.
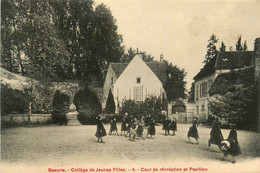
[1,114,52,127]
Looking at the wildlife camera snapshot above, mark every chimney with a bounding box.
[137,48,139,53]
[254,38,260,77]
[160,54,164,62]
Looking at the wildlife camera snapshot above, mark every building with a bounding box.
[103,54,167,113]
[193,37,260,121]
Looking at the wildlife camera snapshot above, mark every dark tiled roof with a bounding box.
[208,67,255,96]
[194,51,254,80]
[110,63,128,77]
[193,56,217,80]
[147,62,167,85]
[216,51,254,70]
[109,62,167,85]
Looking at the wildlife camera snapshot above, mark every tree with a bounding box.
[51,90,70,125]
[208,68,258,130]
[105,89,115,113]
[204,34,218,64]
[220,42,226,52]
[243,41,248,51]
[236,35,243,51]
[164,61,187,102]
[73,88,102,125]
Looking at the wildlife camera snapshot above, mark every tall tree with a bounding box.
[236,35,243,51]
[220,41,226,52]
[204,34,218,64]
[243,41,248,51]
[164,61,187,102]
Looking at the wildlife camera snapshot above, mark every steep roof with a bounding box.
[193,56,217,80]
[215,51,254,70]
[110,63,128,78]
[194,51,254,80]
[208,67,255,96]
[109,61,167,85]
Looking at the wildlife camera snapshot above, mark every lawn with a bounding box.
[1,124,260,173]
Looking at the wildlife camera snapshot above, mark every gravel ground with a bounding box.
[1,124,260,173]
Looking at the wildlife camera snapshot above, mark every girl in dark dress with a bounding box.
[162,117,170,136]
[208,121,224,149]
[220,125,241,163]
[109,117,119,136]
[95,116,107,143]
[170,117,177,136]
[146,119,156,139]
[120,117,127,136]
[187,117,199,144]
[129,118,137,141]
[136,118,145,140]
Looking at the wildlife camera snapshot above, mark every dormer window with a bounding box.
[137,77,141,83]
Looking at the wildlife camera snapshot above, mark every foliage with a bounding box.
[164,61,187,101]
[73,88,102,125]
[105,89,115,114]
[1,0,124,86]
[120,48,155,63]
[118,95,167,122]
[204,34,218,64]
[188,82,195,103]
[220,42,226,52]
[1,84,32,116]
[208,69,258,130]
[51,90,70,125]
[236,35,243,51]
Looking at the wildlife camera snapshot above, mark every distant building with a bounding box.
[103,54,167,113]
[193,37,260,121]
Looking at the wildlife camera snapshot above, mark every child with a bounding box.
[220,125,241,163]
[109,117,119,136]
[170,117,177,136]
[208,120,224,149]
[187,117,199,144]
[95,116,107,143]
[136,118,145,140]
[162,117,169,136]
[121,116,127,136]
[147,119,156,139]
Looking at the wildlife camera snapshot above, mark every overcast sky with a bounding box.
[94,0,260,89]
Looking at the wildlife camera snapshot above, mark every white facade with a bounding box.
[113,54,165,112]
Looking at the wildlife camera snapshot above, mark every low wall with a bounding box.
[1,114,52,127]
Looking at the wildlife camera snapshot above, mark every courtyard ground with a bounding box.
[1,124,260,173]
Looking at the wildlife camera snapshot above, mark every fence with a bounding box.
[169,112,208,124]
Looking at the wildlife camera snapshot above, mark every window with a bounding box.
[137,77,141,83]
[134,87,143,101]
[196,105,199,114]
[201,82,208,97]
[201,105,205,111]
[195,85,199,101]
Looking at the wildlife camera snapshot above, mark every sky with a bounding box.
[94,0,260,90]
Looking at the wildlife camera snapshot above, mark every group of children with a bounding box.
[96,114,241,164]
[95,112,157,142]
[187,117,241,163]
[162,116,177,136]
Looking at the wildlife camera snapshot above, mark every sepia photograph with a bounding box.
[1,0,260,173]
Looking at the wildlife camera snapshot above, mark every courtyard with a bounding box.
[1,124,260,173]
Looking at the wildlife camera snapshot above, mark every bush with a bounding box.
[104,89,115,114]
[1,84,32,116]
[73,88,102,125]
[51,90,70,125]
[118,95,167,122]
